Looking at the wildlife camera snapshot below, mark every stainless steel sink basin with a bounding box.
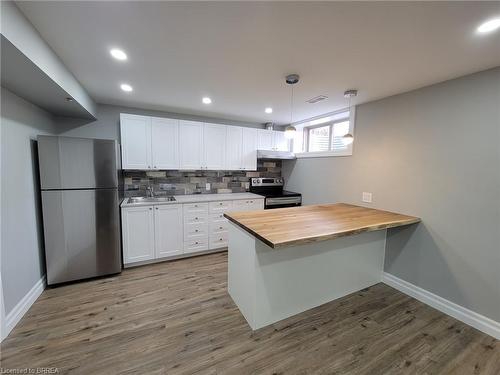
[127,196,176,204]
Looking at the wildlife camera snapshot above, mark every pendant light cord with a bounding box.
[290,85,294,125]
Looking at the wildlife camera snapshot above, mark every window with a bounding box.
[308,125,330,152]
[291,109,354,158]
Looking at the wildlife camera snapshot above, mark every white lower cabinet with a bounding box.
[183,203,209,253]
[122,197,264,266]
[122,206,155,263]
[154,205,183,258]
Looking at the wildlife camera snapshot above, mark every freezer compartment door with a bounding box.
[41,189,121,285]
[38,135,118,190]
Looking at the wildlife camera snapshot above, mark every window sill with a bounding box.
[294,150,352,158]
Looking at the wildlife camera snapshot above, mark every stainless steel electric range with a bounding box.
[249,177,302,209]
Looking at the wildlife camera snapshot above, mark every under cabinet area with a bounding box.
[120,113,289,170]
[121,196,264,267]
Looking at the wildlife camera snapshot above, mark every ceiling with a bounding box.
[16,1,500,125]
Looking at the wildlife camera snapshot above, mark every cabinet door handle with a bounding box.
[195,242,199,244]
[195,229,198,232]
[219,203,223,205]
[219,226,223,229]
[219,238,223,241]
[155,207,158,210]
[149,207,152,210]
[195,217,198,220]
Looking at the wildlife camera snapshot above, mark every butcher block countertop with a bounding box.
[224,203,420,249]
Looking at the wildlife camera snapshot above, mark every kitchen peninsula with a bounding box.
[224,203,420,330]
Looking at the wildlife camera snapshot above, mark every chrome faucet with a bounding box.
[146,185,154,197]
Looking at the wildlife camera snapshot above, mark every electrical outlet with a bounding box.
[205,183,211,191]
[362,192,372,203]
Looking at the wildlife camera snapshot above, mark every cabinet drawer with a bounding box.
[183,203,209,214]
[209,200,233,213]
[209,233,228,249]
[210,212,227,222]
[184,222,208,240]
[231,200,248,211]
[184,212,208,224]
[209,221,229,234]
[247,199,264,211]
[184,237,209,253]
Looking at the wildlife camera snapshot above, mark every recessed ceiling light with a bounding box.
[477,18,500,34]
[110,48,127,61]
[202,97,212,104]
[120,83,133,92]
[265,107,273,114]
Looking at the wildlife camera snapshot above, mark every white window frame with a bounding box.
[293,107,355,158]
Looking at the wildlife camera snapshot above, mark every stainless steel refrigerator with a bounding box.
[38,135,121,285]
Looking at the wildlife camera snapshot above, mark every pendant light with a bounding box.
[342,89,357,145]
[284,74,299,139]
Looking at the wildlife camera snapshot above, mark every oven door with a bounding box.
[265,196,302,209]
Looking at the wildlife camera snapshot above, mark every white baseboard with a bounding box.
[2,276,45,341]
[382,272,500,340]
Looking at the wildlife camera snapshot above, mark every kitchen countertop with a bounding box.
[120,192,264,208]
[224,203,420,249]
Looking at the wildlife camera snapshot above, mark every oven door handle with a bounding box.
[266,197,302,206]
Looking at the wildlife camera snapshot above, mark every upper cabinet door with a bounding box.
[241,128,258,171]
[225,126,242,170]
[120,114,152,169]
[151,117,179,170]
[179,120,204,170]
[203,123,227,170]
[273,131,290,151]
[154,204,183,258]
[258,129,274,150]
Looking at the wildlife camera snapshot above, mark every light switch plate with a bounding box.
[362,192,373,203]
[206,183,211,191]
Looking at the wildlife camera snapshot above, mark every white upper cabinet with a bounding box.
[257,129,274,150]
[241,127,258,170]
[273,131,290,151]
[154,204,183,258]
[179,120,204,170]
[225,126,243,170]
[120,114,152,169]
[120,113,261,171]
[203,123,227,170]
[151,117,179,170]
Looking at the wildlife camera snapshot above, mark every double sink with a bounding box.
[127,196,176,204]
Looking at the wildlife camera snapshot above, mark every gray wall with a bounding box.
[0,87,57,315]
[56,103,264,141]
[283,67,500,322]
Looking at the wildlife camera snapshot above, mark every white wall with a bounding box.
[283,67,500,323]
[55,103,264,141]
[0,87,56,316]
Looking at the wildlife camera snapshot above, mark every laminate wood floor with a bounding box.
[1,252,498,374]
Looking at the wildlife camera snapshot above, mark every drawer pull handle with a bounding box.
[219,203,223,205]
[195,217,198,220]
[219,238,223,241]
[195,242,199,244]
[149,208,152,210]
[195,229,198,232]
[219,226,223,229]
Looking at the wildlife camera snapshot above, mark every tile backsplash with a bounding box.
[123,161,281,197]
